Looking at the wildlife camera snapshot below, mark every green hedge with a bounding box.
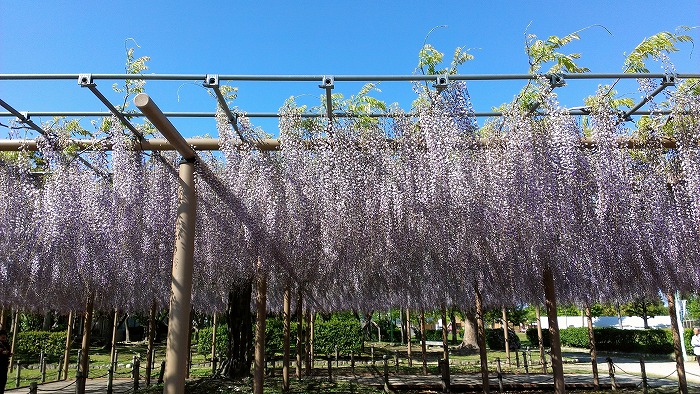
[485,329,521,350]
[197,314,361,357]
[15,331,67,361]
[526,327,673,354]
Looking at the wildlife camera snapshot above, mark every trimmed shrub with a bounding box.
[314,316,362,354]
[197,324,227,357]
[485,328,521,350]
[424,329,443,341]
[559,327,589,348]
[15,331,67,362]
[526,327,550,347]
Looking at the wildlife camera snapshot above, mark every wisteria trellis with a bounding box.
[0,77,698,315]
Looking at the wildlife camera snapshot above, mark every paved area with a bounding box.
[6,359,700,393]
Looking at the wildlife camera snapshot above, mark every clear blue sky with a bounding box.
[1,0,699,138]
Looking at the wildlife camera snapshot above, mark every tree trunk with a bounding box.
[450,309,457,346]
[441,305,449,361]
[226,279,254,378]
[406,308,412,367]
[295,291,303,380]
[585,303,599,390]
[283,286,291,392]
[460,310,478,351]
[642,299,649,329]
[124,313,131,343]
[666,292,688,394]
[616,302,623,329]
[42,311,52,331]
[304,310,312,375]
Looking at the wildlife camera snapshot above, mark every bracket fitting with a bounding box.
[319,76,334,89]
[548,74,566,88]
[661,73,677,87]
[78,74,95,87]
[203,74,219,88]
[433,74,449,93]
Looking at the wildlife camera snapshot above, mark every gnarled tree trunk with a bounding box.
[225,279,254,378]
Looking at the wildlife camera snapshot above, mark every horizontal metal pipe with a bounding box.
[0,110,673,118]
[0,135,681,152]
[134,93,197,160]
[1,73,697,82]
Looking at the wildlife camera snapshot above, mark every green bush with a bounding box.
[15,331,67,362]
[197,325,227,358]
[424,329,443,341]
[314,315,362,354]
[526,327,550,347]
[529,327,674,354]
[485,329,520,350]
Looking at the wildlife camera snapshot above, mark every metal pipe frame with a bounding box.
[79,75,145,139]
[0,110,674,119]
[1,72,699,81]
[0,135,682,152]
[622,75,677,120]
[134,93,196,160]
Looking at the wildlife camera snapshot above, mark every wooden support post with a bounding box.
[76,294,95,394]
[29,381,37,394]
[496,357,504,393]
[158,360,166,384]
[475,283,490,394]
[406,308,412,367]
[351,351,355,374]
[535,305,545,373]
[327,354,332,382]
[295,290,303,380]
[9,310,18,373]
[441,305,449,362]
[133,355,140,391]
[420,308,427,375]
[440,358,451,393]
[14,362,20,388]
[109,309,118,375]
[606,357,616,390]
[382,355,389,392]
[283,286,291,392]
[63,311,73,380]
[145,301,156,386]
[107,367,114,394]
[253,260,267,394]
[0,307,4,330]
[585,303,599,390]
[57,360,63,381]
[543,266,565,394]
[640,357,648,394]
[41,354,46,383]
[666,291,688,394]
[163,158,196,394]
[304,310,312,375]
[395,351,399,374]
[502,308,510,366]
[211,312,218,374]
[522,351,528,374]
[310,313,315,368]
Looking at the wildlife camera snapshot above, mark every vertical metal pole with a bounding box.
[475,283,490,394]
[295,290,303,380]
[163,158,196,394]
[146,301,156,386]
[77,294,94,394]
[63,311,74,380]
[502,308,510,366]
[254,258,267,394]
[9,310,18,373]
[585,303,599,389]
[420,308,427,375]
[535,305,545,373]
[640,357,648,394]
[406,308,412,367]
[666,291,688,394]
[543,266,565,394]
[283,286,291,392]
[211,312,217,374]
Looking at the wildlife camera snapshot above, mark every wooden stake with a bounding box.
[296,290,303,380]
[146,301,157,386]
[9,310,18,373]
[502,307,510,366]
[535,305,545,373]
[441,305,449,362]
[211,312,217,374]
[406,308,412,367]
[77,294,95,394]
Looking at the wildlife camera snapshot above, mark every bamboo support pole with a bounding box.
[9,310,18,373]
[145,301,157,386]
[62,311,73,380]
[502,307,510,366]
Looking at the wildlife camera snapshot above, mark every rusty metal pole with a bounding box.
[543,266,565,394]
[254,258,267,394]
